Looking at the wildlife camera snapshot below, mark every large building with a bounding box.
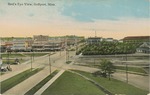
[11,38,32,52]
[32,35,65,51]
[87,37,102,45]
[123,36,150,44]
[64,35,84,46]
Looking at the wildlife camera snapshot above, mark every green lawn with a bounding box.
[1,53,49,58]
[115,66,147,74]
[74,70,148,95]
[1,68,43,93]
[78,64,147,74]
[25,70,59,95]
[42,71,105,95]
[2,59,26,64]
[1,53,25,58]
[23,53,49,57]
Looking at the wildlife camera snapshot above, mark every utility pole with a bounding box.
[126,62,128,83]
[125,45,128,83]
[60,42,62,56]
[30,54,32,71]
[60,49,61,56]
[32,50,34,61]
[75,36,77,55]
[49,53,51,74]
[7,48,11,69]
[68,50,69,61]
[7,49,10,65]
[65,37,68,63]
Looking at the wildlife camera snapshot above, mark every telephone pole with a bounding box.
[48,53,51,74]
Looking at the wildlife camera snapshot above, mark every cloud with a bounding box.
[0,0,149,39]
[62,0,149,22]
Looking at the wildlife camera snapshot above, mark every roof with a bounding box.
[137,47,150,51]
[123,36,150,40]
[140,42,150,48]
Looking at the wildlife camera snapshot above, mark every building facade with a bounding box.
[123,36,150,44]
[87,37,102,45]
[136,42,150,53]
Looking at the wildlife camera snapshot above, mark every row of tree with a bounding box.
[77,41,140,55]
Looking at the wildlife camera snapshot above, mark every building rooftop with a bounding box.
[123,36,150,40]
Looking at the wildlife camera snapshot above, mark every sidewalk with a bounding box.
[3,66,56,95]
[0,64,30,82]
[34,70,65,95]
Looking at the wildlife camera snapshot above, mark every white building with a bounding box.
[87,37,102,45]
[136,42,150,53]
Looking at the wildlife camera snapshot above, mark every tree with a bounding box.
[100,59,115,80]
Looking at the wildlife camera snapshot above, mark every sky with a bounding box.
[0,0,149,39]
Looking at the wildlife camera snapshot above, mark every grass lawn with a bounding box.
[42,71,105,95]
[1,53,49,58]
[25,70,59,95]
[2,59,26,64]
[115,66,147,74]
[23,53,49,57]
[78,64,147,74]
[74,70,148,95]
[1,68,43,93]
[1,53,25,58]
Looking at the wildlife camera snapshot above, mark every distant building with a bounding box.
[0,41,6,52]
[11,38,32,52]
[123,36,150,44]
[87,37,102,45]
[32,36,65,51]
[32,35,49,51]
[44,41,64,51]
[118,39,123,43]
[32,41,64,51]
[32,41,46,51]
[65,35,84,46]
[33,35,49,41]
[0,45,6,52]
[136,42,150,53]
[103,38,118,42]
